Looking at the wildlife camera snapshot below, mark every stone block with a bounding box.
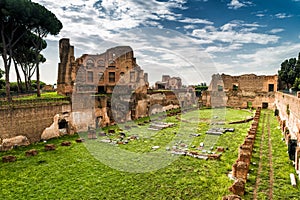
[232,162,237,177]
[75,138,84,143]
[217,147,225,152]
[0,135,30,151]
[240,144,252,153]
[229,178,246,196]
[235,161,249,180]
[25,149,38,157]
[45,144,56,151]
[208,154,222,160]
[2,155,17,163]
[61,141,72,146]
[238,151,251,163]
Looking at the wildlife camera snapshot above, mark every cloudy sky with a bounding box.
[29,0,300,85]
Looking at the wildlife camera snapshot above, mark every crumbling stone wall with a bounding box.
[57,38,76,95]
[275,91,300,141]
[226,108,261,198]
[204,74,277,108]
[155,75,182,90]
[0,103,71,143]
[57,39,197,130]
[275,91,300,171]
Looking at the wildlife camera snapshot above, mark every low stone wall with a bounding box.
[224,108,261,198]
[0,102,71,143]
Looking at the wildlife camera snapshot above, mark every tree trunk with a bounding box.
[5,67,11,101]
[1,27,11,102]
[13,59,22,93]
[36,62,41,97]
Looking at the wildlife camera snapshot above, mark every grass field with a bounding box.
[0,108,299,199]
[13,92,66,100]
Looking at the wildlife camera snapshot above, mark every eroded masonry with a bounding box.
[202,73,278,109]
[57,38,197,131]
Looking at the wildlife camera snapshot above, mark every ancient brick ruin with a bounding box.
[203,74,278,108]
[57,38,148,96]
[155,75,182,90]
[275,92,300,171]
[225,108,261,198]
[57,38,197,131]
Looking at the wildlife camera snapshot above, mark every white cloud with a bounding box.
[210,43,300,76]
[191,21,279,49]
[28,0,296,85]
[220,23,239,31]
[179,17,214,25]
[235,43,300,73]
[256,14,265,17]
[269,28,284,34]
[275,13,293,19]
[227,0,252,10]
[205,43,243,53]
[33,0,188,41]
[183,25,197,30]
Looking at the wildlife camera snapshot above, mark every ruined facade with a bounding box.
[57,39,197,131]
[57,39,149,131]
[57,38,148,96]
[155,75,182,90]
[202,74,278,108]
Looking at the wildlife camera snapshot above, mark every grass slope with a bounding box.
[0,108,297,199]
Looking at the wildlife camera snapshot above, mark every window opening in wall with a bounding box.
[98,72,104,81]
[87,71,93,82]
[86,59,94,68]
[97,60,105,68]
[217,85,223,92]
[120,72,125,77]
[233,84,238,91]
[98,86,105,94]
[58,119,68,129]
[268,84,274,92]
[286,104,290,115]
[109,72,115,83]
[262,102,268,109]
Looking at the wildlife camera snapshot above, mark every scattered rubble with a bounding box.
[0,135,30,151]
[61,141,72,146]
[25,149,38,157]
[2,155,17,163]
[229,117,254,124]
[75,138,84,143]
[45,144,56,151]
[148,121,175,131]
[206,128,235,135]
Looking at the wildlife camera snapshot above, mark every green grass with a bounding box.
[244,110,300,200]
[14,92,66,100]
[0,108,297,199]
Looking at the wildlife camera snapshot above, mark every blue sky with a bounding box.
[27,0,300,85]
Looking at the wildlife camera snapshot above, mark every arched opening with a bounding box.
[58,119,68,129]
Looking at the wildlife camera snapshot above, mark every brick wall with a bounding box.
[0,103,71,142]
[275,91,300,140]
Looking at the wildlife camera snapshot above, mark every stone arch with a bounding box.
[86,58,95,69]
[97,59,105,68]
